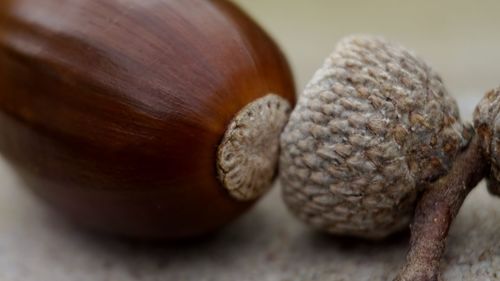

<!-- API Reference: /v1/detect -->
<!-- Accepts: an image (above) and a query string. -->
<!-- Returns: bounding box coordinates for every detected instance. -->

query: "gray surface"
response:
[0,151,499,281]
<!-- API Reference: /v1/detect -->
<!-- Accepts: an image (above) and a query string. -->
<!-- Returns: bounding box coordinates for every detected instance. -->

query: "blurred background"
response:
[1,1,500,280]
[235,0,500,119]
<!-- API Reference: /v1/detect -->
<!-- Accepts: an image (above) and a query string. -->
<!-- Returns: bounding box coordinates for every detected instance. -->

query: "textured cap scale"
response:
[280,36,471,239]
[473,88,500,196]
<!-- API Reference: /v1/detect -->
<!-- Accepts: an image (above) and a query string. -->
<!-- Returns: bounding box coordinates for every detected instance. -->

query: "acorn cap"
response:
[473,87,500,196]
[280,36,471,239]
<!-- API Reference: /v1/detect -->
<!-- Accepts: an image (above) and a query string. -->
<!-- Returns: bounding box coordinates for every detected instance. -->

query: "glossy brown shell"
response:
[0,0,295,238]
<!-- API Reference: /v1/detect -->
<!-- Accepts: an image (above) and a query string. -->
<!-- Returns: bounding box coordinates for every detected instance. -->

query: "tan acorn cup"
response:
[280,35,493,281]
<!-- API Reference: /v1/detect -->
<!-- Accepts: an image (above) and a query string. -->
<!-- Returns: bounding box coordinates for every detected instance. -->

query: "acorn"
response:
[0,0,295,238]
[280,36,488,281]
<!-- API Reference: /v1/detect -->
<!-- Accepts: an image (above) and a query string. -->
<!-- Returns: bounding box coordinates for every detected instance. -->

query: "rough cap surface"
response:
[218,94,291,201]
[280,36,471,239]
[473,88,500,196]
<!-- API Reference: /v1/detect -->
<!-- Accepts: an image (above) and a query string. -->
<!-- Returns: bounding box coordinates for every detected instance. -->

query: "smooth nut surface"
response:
[0,0,296,238]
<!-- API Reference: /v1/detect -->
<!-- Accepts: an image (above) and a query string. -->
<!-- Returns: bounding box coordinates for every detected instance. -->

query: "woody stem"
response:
[394,134,487,281]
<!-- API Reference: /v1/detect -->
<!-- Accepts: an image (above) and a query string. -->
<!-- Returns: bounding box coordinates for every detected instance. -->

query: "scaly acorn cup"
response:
[280,36,488,281]
[473,88,500,196]
[0,0,295,238]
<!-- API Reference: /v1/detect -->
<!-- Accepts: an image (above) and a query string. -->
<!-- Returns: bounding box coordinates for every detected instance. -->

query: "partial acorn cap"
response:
[280,35,471,239]
[473,87,500,196]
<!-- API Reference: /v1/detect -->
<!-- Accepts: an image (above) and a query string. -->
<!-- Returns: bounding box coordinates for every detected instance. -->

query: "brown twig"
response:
[394,134,488,281]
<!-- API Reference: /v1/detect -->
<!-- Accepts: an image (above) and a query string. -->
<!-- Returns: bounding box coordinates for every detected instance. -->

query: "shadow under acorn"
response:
[11,167,500,281]
[28,184,411,279]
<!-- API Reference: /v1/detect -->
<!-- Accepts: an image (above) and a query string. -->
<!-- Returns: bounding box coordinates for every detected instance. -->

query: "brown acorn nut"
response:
[0,0,295,238]
[280,36,488,281]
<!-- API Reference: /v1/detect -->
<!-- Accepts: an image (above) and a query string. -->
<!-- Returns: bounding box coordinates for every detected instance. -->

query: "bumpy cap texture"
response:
[280,36,471,239]
[473,88,500,196]
[218,94,291,201]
